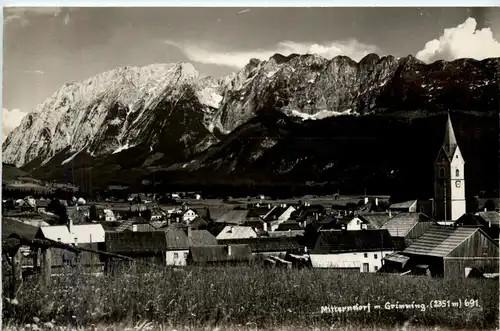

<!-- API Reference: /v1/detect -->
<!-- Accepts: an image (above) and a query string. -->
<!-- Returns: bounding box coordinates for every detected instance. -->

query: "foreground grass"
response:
[2,267,498,330]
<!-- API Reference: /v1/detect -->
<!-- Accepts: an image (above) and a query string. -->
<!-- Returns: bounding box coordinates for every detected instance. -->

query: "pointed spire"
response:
[442,112,458,157]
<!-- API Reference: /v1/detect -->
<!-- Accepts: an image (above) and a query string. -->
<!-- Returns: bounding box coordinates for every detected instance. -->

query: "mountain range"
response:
[3,53,499,198]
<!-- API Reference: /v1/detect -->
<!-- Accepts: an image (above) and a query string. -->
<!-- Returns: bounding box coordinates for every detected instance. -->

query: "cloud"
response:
[22,70,45,75]
[416,17,500,63]
[4,7,75,27]
[2,108,27,142]
[164,39,380,69]
[237,9,251,15]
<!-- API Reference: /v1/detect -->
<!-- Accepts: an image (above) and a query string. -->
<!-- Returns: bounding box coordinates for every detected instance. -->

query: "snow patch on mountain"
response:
[288,109,355,121]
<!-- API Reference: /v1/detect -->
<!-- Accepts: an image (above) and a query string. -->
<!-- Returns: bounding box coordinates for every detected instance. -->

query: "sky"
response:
[3,6,500,141]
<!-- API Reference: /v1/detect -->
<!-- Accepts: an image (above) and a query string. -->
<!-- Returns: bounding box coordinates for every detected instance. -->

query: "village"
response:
[2,115,499,280]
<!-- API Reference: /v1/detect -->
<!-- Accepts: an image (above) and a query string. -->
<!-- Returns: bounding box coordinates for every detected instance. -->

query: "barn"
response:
[402,225,499,278]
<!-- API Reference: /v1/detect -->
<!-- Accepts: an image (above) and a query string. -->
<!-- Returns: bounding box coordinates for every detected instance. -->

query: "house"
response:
[36,199,49,212]
[217,236,303,256]
[187,245,253,266]
[276,221,303,231]
[381,213,436,250]
[215,210,254,226]
[103,209,116,222]
[309,229,395,272]
[389,200,418,213]
[105,229,190,267]
[216,226,258,240]
[189,229,218,246]
[268,230,305,237]
[454,212,500,241]
[36,221,105,245]
[265,205,297,231]
[182,209,198,223]
[188,216,208,230]
[332,215,367,231]
[68,207,88,224]
[401,225,499,278]
[355,212,392,229]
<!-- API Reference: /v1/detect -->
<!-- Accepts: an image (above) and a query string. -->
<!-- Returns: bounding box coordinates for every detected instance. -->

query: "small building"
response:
[216,226,258,240]
[381,213,436,250]
[402,225,499,278]
[103,209,116,222]
[187,244,253,266]
[36,199,49,212]
[355,212,392,229]
[454,211,500,241]
[217,236,303,256]
[309,229,394,272]
[182,209,198,223]
[389,200,418,213]
[333,215,367,231]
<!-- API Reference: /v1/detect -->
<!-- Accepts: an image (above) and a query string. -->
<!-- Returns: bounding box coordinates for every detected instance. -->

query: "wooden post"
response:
[41,248,52,290]
[11,248,22,299]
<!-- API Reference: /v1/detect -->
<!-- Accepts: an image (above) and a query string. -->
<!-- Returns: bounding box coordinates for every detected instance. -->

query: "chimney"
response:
[74,237,78,246]
[364,197,369,204]
[132,224,138,232]
[315,213,318,221]
[484,208,487,212]
[389,210,392,218]
[268,204,271,209]
[375,198,379,206]
[227,245,232,256]
[263,222,268,232]
[67,217,73,234]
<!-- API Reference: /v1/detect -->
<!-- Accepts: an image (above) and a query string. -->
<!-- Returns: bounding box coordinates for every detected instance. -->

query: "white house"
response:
[269,205,297,231]
[103,209,116,222]
[309,229,394,272]
[216,226,258,240]
[36,221,105,245]
[182,209,198,223]
[337,216,369,231]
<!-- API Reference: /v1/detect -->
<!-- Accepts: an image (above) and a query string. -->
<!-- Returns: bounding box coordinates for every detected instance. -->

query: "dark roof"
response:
[124,223,158,232]
[454,214,485,227]
[336,216,354,225]
[189,245,253,263]
[106,231,167,253]
[165,229,190,249]
[36,199,49,207]
[381,213,433,237]
[268,230,305,237]
[311,229,394,253]
[2,217,39,241]
[262,206,287,221]
[389,200,417,210]
[276,221,302,231]
[189,230,217,246]
[357,213,392,229]
[403,225,486,257]
[476,211,500,226]
[189,216,208,229]
[217,237,303,253]
[383,252,410,267]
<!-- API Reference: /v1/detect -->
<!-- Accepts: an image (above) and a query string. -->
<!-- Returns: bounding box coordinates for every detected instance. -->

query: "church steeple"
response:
[442,112,458,158]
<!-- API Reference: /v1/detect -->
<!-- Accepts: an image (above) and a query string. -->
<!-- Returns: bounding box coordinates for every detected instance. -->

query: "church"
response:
[433,113,466,222]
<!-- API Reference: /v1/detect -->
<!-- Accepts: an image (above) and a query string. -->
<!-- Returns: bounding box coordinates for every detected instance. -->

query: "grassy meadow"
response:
[2,266,498,330]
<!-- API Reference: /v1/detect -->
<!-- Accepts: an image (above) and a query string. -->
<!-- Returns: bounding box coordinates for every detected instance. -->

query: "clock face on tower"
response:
[455,181,461,188]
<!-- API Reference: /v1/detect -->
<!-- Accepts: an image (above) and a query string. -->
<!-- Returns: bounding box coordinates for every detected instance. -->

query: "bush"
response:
[2,266,498,329]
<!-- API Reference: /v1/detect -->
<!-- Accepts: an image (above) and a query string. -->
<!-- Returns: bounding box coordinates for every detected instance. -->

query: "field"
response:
[2,266,498,330]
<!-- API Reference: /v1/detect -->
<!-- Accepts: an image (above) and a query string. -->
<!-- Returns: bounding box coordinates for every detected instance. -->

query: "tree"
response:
[89,205,98,221]
[47,199,68,224]
[143,209,152,222]
[484,199,496,211]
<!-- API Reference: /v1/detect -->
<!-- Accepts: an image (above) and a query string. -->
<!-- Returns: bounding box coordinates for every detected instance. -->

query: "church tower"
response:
[434,113,466,221]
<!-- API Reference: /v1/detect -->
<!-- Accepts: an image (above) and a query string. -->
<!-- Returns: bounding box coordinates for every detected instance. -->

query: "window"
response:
[184,252,188,259]
[173,253,178,259]
[356,220,360,225]
[420,206,425,213]
[439,167,445,178]
[364,253,368,258]
[456,169,460,177]
[374,254,378,259]
[385,253,389,257]
[374,265,379,271]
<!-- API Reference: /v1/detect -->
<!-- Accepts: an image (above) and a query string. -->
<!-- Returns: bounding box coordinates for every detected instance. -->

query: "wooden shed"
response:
[402,225,499,278]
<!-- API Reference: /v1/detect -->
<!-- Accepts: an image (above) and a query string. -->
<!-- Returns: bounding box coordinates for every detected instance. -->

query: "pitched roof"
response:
[189,230,217,246]
[189,245,253,263]
[268,230,305,237]
[383,252,410,267]
[358,213,392,229]
[216,226,258,240]
[382,213,433,237]
[403,225,479,257]
[165,229,190,249]
[106,231,167,253]
[442,113,458,159]
[217,237,303,253]
[38,224,105,244]
[2,217,39,241]
[311,229,394,253]
[476,211,500,226]
[215,210,251,225]
[389,200,417,210]
[276,221,302,231]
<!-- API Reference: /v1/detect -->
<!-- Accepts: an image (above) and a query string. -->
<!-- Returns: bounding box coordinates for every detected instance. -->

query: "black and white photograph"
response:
[1,5,499,331]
